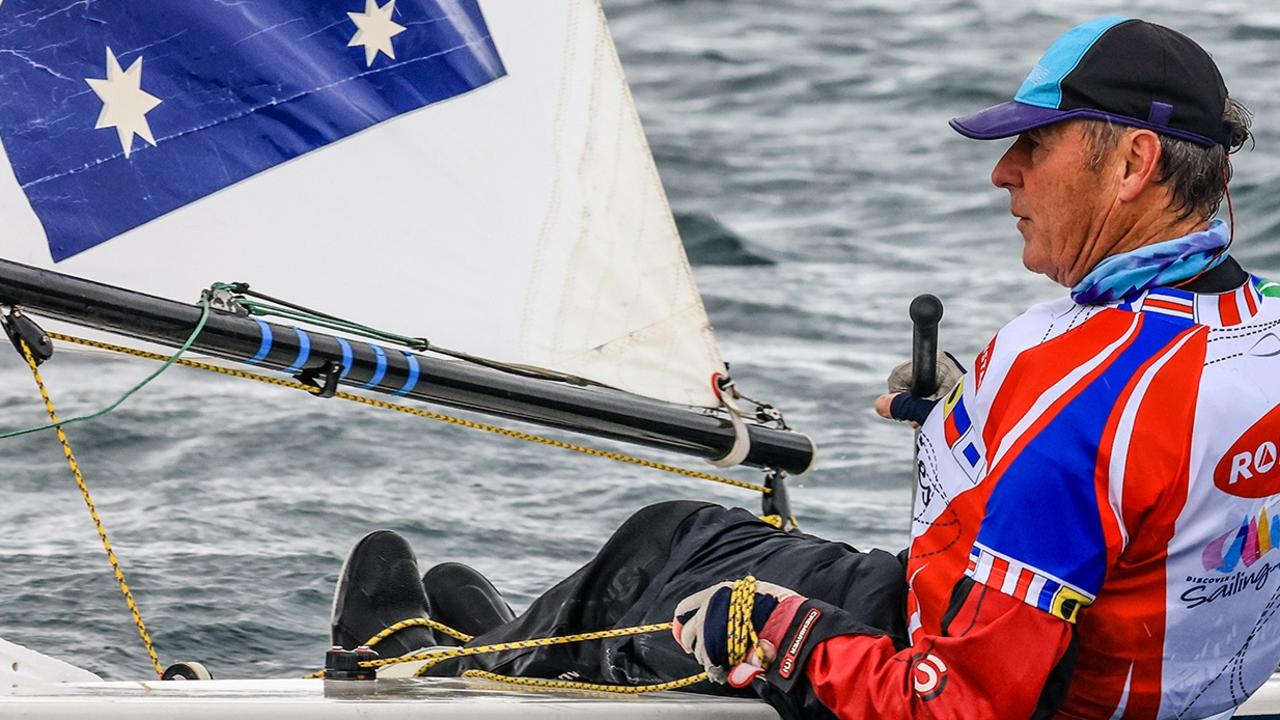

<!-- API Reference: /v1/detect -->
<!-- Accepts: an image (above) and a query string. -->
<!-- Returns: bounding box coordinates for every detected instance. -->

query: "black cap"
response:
[951,18,1231,147]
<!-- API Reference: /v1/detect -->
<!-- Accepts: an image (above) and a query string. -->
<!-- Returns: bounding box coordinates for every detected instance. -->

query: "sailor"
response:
[331,17,1280,719]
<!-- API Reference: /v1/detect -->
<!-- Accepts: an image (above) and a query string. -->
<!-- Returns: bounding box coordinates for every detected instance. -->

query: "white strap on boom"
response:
[708,373,751,468]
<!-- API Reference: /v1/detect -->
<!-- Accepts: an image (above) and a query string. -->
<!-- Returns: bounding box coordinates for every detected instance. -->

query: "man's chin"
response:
[1021,246,1055,282]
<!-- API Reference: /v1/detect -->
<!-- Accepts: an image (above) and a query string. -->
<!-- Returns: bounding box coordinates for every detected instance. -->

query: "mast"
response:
[0,258,815,475]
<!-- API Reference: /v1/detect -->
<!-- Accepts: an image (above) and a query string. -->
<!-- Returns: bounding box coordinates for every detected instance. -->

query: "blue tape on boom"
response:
[362,345,388,389]
[283,327,311,374]
[335,337,353,380]
[394,352,420,397]
[248,320,273,365]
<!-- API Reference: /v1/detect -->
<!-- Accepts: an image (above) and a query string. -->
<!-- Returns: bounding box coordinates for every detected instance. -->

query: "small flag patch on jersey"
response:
[1139,289,1196,322]
[1194,283,1262,327]
[943,391,972,447]
[948,429,985,483]
[967,544,1094,623]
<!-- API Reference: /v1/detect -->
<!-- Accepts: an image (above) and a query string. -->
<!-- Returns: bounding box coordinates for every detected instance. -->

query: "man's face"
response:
[990,122,1111,286]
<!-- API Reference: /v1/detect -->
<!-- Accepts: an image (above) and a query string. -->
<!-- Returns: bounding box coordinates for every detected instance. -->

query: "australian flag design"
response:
[0,1,505,261]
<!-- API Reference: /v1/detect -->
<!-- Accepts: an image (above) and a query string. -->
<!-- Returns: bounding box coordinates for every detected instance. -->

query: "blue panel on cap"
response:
[1015,17,1130,109]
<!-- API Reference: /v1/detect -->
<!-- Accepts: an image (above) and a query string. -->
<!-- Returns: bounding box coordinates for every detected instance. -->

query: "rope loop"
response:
[324,576,763,695]
[726,575,765,667]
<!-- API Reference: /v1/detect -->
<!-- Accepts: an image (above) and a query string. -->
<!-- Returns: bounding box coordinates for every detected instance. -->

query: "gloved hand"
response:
[875,351,966,426]
[672,579,804,687]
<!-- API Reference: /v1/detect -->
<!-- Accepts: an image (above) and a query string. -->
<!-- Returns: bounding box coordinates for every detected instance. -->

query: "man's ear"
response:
[1118,129,1164,202]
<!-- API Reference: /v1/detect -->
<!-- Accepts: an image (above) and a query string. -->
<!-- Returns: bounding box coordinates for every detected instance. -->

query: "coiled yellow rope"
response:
[16,338,164,679]
[45,332,772,496]
[727,575,765,666]
[314,575,764,695]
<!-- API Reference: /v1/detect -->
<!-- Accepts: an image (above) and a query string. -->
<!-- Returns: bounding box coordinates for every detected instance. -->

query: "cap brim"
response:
[949,101,1071,140]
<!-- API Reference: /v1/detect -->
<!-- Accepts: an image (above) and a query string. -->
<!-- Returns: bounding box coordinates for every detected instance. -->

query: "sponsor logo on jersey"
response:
[1184,505,1280,608]
[1181,562,1275,610]
[1214,405,1280,498]
[912,652,949,701]
[1201,507,1276,574]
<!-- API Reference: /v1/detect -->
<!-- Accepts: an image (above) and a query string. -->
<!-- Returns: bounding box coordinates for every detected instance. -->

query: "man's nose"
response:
[990,145,1022,189]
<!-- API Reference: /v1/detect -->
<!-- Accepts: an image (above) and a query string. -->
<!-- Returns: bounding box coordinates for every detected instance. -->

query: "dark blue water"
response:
[2,0,1279,679]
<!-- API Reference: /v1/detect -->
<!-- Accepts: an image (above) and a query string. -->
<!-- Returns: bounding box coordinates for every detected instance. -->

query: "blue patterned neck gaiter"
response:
[1070,219,1230,305]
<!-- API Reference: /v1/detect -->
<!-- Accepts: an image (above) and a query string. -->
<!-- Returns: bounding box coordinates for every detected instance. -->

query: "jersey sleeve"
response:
[761,579,1075,719]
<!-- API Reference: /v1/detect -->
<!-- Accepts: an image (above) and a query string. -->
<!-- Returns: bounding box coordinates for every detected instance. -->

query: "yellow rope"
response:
[457,576,764,693]
[727,575,765,666]
[17,339,164,679]
[315,576,764,695]
[367,617,473,646]
[461,669,709,693]
[45,332,771,495]
[395,623,676,674]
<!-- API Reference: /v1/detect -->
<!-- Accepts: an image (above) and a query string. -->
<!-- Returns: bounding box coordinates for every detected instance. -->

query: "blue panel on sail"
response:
[0,0,505,261]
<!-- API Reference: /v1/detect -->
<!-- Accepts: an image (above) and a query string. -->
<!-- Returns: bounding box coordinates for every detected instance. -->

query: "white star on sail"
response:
[85,47,162,159]
[348,0,407,67]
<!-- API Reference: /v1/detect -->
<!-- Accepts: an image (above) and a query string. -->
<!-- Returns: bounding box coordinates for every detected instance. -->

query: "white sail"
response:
[0,0,725,408]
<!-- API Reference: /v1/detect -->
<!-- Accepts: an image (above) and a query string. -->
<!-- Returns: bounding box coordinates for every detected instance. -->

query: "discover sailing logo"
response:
[1182,506,1279,609]
[1201,506,1277,574]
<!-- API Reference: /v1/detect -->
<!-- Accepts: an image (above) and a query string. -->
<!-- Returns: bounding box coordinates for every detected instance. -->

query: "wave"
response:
[676,211,775,266]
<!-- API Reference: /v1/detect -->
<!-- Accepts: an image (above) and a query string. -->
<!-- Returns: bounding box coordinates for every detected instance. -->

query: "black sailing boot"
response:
[421,562,516,646]
[331,530,438,658]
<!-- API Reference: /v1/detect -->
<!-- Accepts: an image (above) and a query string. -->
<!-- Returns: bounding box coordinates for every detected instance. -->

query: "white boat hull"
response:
[0,677,781,719]
[4,674,1280,718]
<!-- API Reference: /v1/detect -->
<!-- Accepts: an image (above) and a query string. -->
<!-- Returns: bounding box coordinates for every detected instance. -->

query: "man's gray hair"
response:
[1083,99,1253,221]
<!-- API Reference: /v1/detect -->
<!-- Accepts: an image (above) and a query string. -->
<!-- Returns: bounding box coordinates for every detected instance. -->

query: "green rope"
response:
[235,298,426,350]
[0,293,213,441]
[206,282,426,351]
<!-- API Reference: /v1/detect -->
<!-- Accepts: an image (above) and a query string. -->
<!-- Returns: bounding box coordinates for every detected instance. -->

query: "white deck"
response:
[4,673,1280,717]
[1240,674,1280,717]
[0,677,781,719]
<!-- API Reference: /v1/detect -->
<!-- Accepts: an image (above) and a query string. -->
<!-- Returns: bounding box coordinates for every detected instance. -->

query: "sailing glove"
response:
[879,351,966,425]
[672,580,805,687]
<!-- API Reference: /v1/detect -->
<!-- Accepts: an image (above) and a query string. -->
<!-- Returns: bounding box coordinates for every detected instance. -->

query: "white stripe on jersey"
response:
[1025,574,1047,604]
[1001,560,1024,595]
[1107,662,1134,720]
[1104,328,1202,552]
[973,550,994,583]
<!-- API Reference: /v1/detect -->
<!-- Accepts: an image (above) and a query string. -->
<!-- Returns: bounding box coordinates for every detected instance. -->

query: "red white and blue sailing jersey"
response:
[905,275,1280,718]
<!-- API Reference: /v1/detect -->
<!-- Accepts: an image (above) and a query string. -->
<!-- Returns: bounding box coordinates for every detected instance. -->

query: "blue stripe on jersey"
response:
[1146,287,1194,301]
[975,317,1184,595]
[952,397,973,436]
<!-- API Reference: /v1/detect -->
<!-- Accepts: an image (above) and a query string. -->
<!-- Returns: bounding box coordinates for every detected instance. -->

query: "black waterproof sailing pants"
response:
[426,500,909,719]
